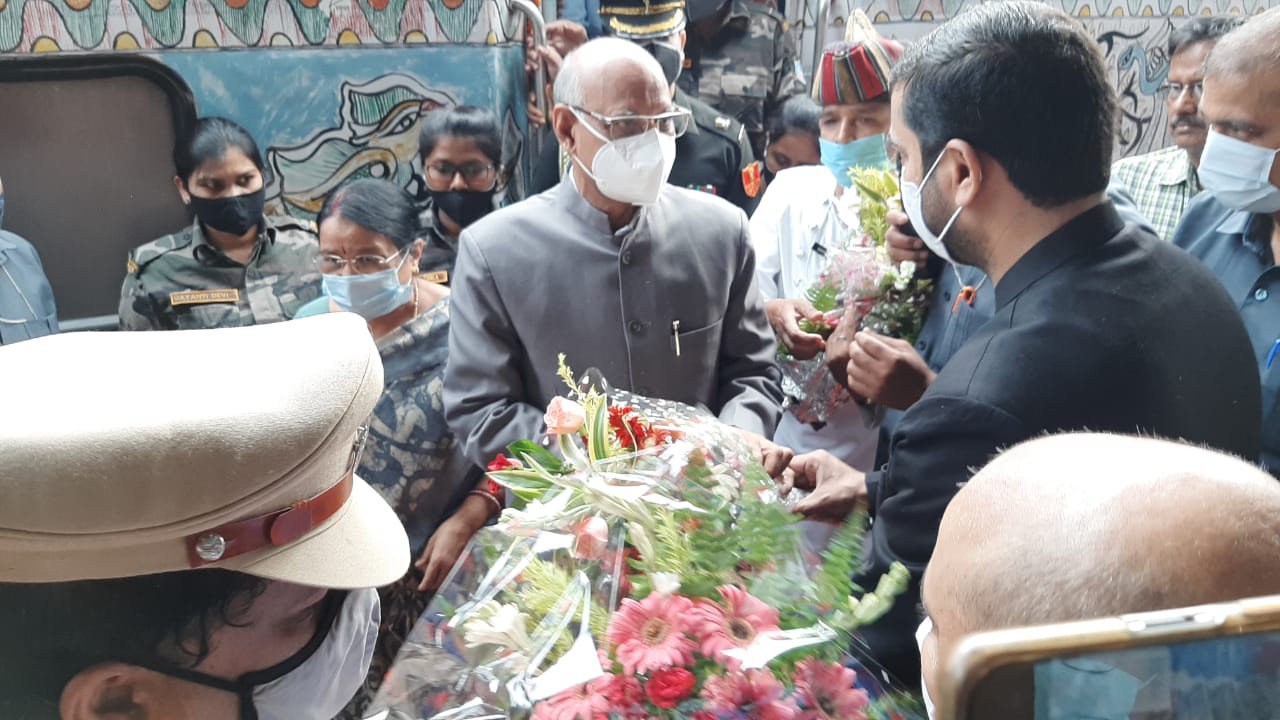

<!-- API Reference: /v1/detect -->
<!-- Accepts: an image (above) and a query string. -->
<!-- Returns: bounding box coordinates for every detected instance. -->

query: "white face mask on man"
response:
[901,150,963,265]
[139,587,380,720]
[570,109,677,206]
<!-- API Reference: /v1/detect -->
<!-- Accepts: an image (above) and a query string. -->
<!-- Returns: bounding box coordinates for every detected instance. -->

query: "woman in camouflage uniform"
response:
[118,117,321,330]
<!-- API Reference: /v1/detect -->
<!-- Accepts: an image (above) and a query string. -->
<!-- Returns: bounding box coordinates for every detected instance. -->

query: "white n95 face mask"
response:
[1198,129,1280,214]
[901,150,963,265]
[917,616,938,720]
[572,115,677,206]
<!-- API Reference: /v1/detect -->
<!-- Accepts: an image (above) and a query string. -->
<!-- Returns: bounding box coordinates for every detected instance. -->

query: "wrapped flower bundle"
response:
[780,167,933,425]
[364,359,918,720]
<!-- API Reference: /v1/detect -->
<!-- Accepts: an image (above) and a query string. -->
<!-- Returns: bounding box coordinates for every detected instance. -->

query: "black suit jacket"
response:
[857,202,1263,684]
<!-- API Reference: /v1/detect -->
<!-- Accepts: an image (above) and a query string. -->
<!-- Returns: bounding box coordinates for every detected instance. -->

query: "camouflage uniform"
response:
[677,0,806,158]
[415,198,458,287]
[118,216,322,331]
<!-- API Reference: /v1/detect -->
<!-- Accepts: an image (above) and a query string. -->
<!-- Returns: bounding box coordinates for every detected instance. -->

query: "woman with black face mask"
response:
[118,117,321,331]
[414,105,505,286]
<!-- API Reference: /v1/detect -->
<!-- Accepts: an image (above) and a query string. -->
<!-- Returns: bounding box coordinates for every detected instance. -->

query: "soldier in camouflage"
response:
[678,0,806,159]
[120,216,321,330]
[118,118,321,331]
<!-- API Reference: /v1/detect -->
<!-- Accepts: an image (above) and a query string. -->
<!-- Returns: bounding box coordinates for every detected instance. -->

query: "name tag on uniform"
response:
[169,289,240,306]
[420,270,449,285]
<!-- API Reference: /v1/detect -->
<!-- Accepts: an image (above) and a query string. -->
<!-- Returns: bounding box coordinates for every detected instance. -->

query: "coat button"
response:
[917,340,928,352]
[628,321,644,334]
[943,291,951,303]
[622,250,633,265]
[1255,288,1269,302]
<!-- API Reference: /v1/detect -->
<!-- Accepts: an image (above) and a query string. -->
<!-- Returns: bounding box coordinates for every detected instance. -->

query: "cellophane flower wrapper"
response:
[778,245,883,426]
[364,366,921,720]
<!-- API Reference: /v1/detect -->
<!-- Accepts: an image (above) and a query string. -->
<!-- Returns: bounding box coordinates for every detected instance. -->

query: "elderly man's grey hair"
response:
[553,37,669,108]
[1204,7,1280,80]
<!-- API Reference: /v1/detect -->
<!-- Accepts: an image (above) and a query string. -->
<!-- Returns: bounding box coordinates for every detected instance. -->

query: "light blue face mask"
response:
[819,133,891,187]
[321,250,413,321]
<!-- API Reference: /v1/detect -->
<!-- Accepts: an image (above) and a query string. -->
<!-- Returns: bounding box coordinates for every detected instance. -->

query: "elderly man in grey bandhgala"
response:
[445,37,784,471]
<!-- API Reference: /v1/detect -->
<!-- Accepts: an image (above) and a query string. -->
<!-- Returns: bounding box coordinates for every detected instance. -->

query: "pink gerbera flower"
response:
[530,681,609,720]
[701,670,798,720]
[606,593,697,675]
[691,585,781,661]
[792,659,870,720]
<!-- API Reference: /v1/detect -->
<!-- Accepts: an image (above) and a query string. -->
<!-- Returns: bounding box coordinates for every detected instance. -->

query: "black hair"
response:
[1168,16,1244,58]
[0,570,266,707]
[318,178,421,250]
[892,1,1115,208]
[173,117,266,183]
[766,95,821,144]
[417,105,503,166]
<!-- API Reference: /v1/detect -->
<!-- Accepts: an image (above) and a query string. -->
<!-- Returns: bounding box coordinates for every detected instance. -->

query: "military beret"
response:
[0,313,409,588]
[600,0,687,40]
[811,9,904,106]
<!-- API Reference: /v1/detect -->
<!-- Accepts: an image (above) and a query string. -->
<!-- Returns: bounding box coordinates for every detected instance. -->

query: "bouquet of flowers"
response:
[363,359,920,720]
[779,168,934,425]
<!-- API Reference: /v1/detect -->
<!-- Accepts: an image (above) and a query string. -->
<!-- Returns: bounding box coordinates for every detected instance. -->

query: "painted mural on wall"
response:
[157,45,528,218]
[0,0,530,52]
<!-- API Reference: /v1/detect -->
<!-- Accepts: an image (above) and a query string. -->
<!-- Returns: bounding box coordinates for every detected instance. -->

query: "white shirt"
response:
[749,165,879,470]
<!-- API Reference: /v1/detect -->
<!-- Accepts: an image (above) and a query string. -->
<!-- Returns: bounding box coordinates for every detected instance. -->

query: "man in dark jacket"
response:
[782,0,1262,686]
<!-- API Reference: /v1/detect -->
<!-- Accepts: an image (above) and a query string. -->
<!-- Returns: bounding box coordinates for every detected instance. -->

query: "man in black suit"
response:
[781,0,1263,687]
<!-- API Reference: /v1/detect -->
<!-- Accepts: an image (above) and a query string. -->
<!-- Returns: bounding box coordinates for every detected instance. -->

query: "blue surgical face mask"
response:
[819,133,890,187]
[1198,129,1280,214]
[322,250,413,321]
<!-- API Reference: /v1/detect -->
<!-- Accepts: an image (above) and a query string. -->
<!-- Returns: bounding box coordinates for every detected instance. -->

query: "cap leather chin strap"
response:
[185,427,368,568]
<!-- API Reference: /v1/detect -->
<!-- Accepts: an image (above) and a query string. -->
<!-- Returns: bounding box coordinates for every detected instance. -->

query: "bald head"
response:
[929,433,1280,638]
[1204,8,1280,83]
[553,37,669,111]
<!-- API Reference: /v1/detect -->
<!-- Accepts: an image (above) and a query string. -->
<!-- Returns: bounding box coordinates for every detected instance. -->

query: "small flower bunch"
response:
[848,167,933,347]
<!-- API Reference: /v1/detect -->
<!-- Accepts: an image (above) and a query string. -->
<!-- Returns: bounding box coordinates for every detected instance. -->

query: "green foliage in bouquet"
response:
[849,165,935,346]
[850,166,901,248]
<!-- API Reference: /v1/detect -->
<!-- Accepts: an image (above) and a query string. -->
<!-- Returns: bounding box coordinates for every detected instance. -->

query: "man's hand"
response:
[845,329,936,410]
[415,494,490,591]
[741,429,795,478]
[545,19,588,57]
[886,209,931,267]
[780,450,867,520]
[765,298,827,360]
[525,45,564,129]
[825,303,861,390]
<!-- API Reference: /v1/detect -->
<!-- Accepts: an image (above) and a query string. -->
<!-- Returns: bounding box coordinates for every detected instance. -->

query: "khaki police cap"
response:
[0,313,409,588]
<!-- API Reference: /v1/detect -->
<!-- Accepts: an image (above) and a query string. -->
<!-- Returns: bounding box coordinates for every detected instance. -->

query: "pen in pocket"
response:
[672,320,681,357]
[1267,338,1279,370]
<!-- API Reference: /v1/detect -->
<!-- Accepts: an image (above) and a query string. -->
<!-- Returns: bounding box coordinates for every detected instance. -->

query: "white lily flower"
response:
[651,572,682,596]
[462,602,534,653]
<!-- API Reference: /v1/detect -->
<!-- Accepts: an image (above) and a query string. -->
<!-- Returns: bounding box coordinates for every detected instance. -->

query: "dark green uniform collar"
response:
[674,88,701,137]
